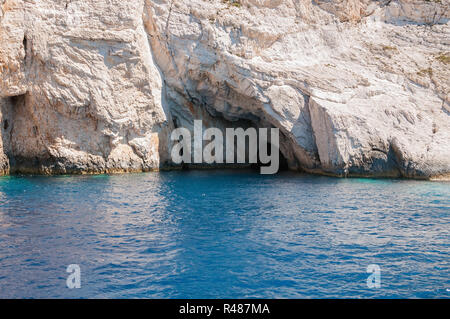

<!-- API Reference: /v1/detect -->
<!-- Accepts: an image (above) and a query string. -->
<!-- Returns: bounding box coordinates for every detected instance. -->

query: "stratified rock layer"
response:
[1,0,449,179]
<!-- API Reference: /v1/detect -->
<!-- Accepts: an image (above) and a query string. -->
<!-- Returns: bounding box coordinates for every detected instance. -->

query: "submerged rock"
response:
[0,0,449,179]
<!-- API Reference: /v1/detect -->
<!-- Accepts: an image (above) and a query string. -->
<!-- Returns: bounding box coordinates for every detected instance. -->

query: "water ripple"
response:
[0,171,448,298]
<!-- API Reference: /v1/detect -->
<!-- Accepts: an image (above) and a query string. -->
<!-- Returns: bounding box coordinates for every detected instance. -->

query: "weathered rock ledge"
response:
[1,0,449,179]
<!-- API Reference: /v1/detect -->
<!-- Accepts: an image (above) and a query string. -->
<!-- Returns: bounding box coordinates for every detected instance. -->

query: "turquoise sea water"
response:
[0,170,448,298]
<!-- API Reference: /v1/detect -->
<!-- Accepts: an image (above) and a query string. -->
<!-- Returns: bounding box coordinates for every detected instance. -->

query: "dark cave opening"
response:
[171,127,289,173]
[9,93,26,108]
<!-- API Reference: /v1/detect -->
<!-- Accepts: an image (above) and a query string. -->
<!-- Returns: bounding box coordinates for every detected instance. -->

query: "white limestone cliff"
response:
[1,0,449,179]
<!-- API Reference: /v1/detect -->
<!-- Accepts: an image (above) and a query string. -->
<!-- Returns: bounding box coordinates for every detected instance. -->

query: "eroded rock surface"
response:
[1,0,166,174]
[1,0,449,178]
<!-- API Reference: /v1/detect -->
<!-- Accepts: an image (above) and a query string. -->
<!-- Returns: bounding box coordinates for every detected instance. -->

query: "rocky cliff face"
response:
[0,0,449,179]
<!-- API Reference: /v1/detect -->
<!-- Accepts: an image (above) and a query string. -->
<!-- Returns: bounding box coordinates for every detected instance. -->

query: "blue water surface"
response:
[0,170,448,298]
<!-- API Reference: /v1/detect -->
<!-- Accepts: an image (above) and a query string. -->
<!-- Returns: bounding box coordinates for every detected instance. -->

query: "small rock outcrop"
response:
[1,0,449,179]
